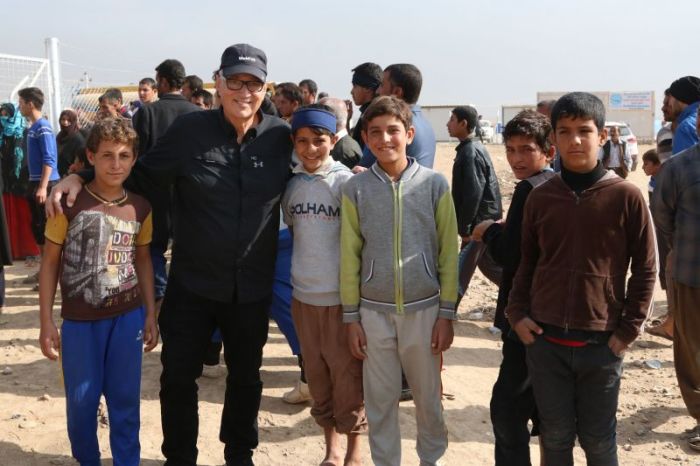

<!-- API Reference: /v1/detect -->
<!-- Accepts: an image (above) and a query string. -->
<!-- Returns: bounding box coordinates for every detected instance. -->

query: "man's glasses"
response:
[218,73,264,93]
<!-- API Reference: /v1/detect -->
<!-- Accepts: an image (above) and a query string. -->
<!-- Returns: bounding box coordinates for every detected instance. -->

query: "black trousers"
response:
[490,334,539,466]
[26,180,56,246]
[526,336,622,466]
[159,275,270,466]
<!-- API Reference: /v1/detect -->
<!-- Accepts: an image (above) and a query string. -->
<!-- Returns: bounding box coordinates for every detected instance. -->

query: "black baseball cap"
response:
[219,44,267,82]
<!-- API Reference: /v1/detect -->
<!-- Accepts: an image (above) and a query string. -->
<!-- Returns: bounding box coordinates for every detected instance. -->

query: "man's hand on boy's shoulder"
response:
[347,322,367,360]
[431,317,454,354]
[512,317,543,345]
[608,334,629,357]
[46,174,85,218]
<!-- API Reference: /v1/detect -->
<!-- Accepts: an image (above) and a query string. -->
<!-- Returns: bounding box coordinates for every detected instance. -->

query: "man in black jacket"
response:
[132,59,201,306]
[447,105,503,303]
[49,44,292,466]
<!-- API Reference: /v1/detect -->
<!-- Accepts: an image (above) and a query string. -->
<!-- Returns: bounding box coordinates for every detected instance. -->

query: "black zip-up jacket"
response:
[482,170,555,333]
[84,109,293,303]
[451,138,502,236]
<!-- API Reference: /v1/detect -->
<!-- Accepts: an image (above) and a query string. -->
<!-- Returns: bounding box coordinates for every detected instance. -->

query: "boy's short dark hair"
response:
[192,89,213,107]
[277,83,303,105]
[503,110,553,153]
[291,103,335,137]
[86,117,139,157]
[18,87,45,110]
[550,92,605,131]
[642,149,660,164]
[184,75,203,92]
[452,106,479,133]
[155,59,186,89]
[139,77,156,89]
[384,64,422,105]
[103,88,123,104]
[299,79,318,95]
[361,95,413,132]
[351,62,383,90]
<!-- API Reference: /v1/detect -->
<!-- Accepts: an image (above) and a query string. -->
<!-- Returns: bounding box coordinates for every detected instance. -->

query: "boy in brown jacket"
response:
[506,92,657,466]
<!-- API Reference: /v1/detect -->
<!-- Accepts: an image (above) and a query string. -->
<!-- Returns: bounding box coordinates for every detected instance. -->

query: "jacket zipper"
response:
[392,181,404,313]
[564,191,582,332]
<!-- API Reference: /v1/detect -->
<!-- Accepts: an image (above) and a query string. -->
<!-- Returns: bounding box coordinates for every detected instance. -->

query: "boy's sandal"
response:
[646,324,673,341]
[687,428,700,452]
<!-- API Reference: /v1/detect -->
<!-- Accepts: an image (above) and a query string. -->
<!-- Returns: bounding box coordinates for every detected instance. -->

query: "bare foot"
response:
[343,458,362,466]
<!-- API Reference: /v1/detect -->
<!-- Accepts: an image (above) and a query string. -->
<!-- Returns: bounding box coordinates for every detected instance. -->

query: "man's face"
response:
[505,135,552,180]
[215,72,265,122]
[379,71,396,97]
[299,84,315,105]
[446,113,467,139]
[18,98,32,117]
[138,84,157,103]
[362,114,414,167]
[662,94,686,123]
[610,126,620,143]
[98,99,120,119]
[192,96,211,110]
[181,82,193,100]
[554,116,606,174]
[276,95,299,119]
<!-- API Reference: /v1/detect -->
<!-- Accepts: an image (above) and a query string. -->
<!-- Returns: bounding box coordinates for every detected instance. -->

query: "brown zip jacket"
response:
[506,171,657,345]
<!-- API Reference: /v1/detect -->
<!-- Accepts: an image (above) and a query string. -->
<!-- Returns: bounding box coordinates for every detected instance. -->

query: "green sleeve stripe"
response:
[340,193,363,308]
[435,190,459,307]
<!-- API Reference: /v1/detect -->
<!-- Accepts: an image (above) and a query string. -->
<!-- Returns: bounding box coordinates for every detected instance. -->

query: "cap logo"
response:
[238,56,256,62]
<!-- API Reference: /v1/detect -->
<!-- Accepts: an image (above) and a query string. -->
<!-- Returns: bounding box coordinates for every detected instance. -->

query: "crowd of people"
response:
[1,41,699,466]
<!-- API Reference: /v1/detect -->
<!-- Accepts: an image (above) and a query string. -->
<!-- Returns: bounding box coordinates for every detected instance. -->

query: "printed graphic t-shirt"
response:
[45,188,152,320]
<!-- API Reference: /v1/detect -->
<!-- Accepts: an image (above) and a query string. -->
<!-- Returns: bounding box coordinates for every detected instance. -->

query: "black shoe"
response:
[399,388,413,402]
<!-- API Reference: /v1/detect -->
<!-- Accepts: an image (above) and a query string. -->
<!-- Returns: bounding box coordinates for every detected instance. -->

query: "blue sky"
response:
[3,0,698,120]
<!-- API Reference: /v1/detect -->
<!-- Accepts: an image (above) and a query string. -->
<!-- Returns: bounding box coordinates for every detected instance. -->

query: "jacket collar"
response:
[679,101,700,122]
[369,157,419,183]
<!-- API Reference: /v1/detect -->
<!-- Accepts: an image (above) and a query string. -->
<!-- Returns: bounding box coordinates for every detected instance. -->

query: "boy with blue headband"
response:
[282,104,366,465]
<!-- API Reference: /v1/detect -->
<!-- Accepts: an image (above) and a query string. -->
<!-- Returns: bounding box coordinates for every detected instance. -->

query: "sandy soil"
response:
[0,143,694,465]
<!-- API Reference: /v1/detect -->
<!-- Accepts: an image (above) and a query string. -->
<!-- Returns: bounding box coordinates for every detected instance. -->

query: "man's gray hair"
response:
[319,97,347,131]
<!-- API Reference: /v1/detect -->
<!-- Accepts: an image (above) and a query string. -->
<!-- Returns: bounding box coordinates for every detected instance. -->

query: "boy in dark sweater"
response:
[505,93,657,465]
[471,110,555,466]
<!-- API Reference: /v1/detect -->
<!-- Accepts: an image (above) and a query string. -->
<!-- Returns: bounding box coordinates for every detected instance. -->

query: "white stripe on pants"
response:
[360,305,448,466]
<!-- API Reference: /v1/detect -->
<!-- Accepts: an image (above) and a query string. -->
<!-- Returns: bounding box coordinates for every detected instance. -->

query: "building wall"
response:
[537,91,655,142]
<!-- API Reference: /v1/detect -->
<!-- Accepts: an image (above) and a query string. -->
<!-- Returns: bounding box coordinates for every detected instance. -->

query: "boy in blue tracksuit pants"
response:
[39,118,158,466]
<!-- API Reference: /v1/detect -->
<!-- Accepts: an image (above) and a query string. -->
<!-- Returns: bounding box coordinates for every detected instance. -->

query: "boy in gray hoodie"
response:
[340,96,458,466]
[282,105,366,465]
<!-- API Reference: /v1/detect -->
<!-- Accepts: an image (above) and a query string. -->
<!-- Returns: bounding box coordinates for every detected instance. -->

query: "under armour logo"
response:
[136,330,143,341]
[253,161,264,168]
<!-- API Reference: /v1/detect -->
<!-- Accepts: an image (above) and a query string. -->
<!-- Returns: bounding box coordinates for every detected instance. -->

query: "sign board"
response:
[609,92,653,110]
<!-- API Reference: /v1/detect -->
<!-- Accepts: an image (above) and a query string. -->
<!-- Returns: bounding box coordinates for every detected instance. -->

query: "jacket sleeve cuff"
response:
[506,308,527,327]
[342,305,360,323]
[439,299,457,320]
[615,324,640,346]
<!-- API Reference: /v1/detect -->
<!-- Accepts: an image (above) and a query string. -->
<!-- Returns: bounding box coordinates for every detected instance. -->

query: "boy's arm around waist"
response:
[505,194,540,327]
[340,186,363,323]
[616,190,657,345]
[435,186,459,319]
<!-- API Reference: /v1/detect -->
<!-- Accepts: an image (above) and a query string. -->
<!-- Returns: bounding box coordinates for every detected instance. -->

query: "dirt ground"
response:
[0,143,695,465]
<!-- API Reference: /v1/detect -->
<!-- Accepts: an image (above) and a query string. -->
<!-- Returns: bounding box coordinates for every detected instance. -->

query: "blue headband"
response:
[291,108,337,134]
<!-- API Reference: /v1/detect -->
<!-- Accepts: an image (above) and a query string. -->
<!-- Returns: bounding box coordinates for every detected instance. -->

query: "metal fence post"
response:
[45,37,62,131]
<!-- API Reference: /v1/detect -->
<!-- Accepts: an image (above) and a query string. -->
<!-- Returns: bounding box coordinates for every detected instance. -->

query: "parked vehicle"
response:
[478,119,495,143]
